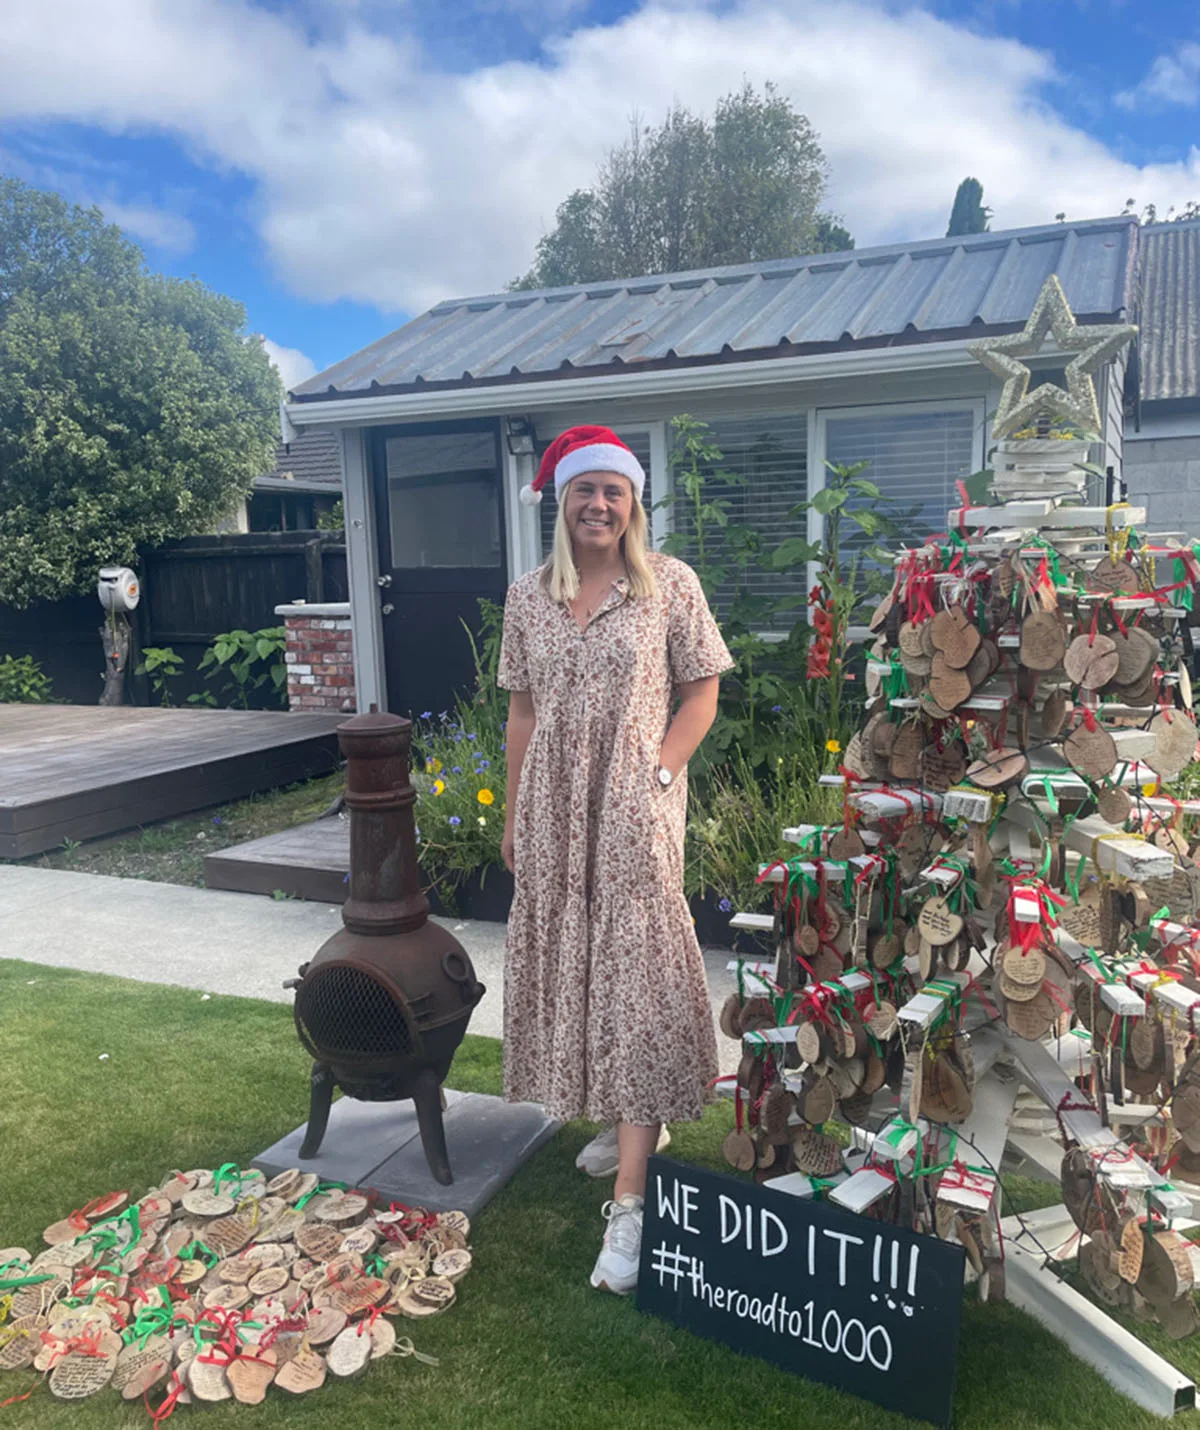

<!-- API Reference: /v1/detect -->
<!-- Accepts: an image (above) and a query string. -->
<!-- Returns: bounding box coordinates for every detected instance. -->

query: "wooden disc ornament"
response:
[326,1326,372,1380]
[1064,633,1119,690]
[1064,718,1118,779]
[1146,710,1197,780]
[275,1345,327,1395]
[1097,785,1132,825]
[1040,689,1069,738]
[917,895,964,946]
[1088,555,1140,594]
[966,747,1028,790]
[722,1130,756,1172]
[226,1346,278,1405]
[1020,611,1067,671]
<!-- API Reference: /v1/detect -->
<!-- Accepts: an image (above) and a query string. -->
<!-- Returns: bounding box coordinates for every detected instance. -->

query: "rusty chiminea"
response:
[289,712,485,1184]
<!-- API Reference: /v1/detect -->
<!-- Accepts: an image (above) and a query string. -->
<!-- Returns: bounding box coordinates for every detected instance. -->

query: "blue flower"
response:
[212,816,223,826]
[500,743,506,752]
[452,766,463,774]
[449,816,461,827]
[467,732,477,741]
[477,759,491,770]
[718,897,733,913]
[771,704,782,713]
[420,710,432,720]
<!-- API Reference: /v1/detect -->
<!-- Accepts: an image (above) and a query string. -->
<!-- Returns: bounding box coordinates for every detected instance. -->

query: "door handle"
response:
[381,602,395,616]
[377,574,392,588]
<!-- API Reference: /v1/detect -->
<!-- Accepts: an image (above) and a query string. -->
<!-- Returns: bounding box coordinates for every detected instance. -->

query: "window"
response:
[822,406,978,556]
[540,430,654,561]
[671,413,809,630]
[386,432,502,569]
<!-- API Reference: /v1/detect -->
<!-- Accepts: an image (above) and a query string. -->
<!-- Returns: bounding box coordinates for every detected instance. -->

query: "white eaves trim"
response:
[282,337,993,434]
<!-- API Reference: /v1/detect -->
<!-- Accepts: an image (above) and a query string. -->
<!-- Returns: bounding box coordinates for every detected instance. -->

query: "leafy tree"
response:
[511,83,852,288]
[946,177,991,237]
[0,176,280,608]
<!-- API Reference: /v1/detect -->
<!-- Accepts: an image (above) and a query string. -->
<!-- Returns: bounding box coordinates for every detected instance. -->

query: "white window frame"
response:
[808,397,987,603]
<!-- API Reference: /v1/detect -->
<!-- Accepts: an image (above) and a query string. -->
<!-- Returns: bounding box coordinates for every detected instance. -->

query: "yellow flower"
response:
[477,788,495,806]
[432,779,445,796]
[429,757,443,774]
[826,739,842,754]
[1143,782,1159,799]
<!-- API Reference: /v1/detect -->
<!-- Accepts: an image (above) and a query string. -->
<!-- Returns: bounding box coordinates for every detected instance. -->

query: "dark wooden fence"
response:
[0,532,347,707]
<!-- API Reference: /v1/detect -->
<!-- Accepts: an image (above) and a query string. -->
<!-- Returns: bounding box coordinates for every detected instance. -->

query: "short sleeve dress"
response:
[497,552,733,1126]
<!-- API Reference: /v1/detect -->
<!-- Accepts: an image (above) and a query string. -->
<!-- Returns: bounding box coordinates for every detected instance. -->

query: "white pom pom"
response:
[519,484,543,506]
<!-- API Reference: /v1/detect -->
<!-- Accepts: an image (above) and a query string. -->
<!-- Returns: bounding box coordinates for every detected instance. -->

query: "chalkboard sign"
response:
[637,1157,965,1428]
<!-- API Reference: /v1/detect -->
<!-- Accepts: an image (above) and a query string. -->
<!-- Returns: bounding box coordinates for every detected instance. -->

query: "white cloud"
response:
[1,0,1199,316]
[262,337,319,390]
[92,196,195,253]
[1116,42,1200,111]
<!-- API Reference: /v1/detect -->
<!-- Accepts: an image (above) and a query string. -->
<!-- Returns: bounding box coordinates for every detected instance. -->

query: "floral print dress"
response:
[497,552,733,1125]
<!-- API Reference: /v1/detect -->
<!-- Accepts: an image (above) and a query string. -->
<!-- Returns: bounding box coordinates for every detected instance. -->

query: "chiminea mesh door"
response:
[295,965,417,1060]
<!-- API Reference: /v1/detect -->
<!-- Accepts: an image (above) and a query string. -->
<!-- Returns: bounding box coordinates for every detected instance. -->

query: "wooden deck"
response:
[0,705,344,858]
[204,817,349,902]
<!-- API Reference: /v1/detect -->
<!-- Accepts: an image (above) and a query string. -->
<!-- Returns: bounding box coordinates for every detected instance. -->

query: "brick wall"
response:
[275,602,356,713]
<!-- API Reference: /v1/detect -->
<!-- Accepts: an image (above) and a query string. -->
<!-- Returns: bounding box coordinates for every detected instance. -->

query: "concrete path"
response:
[0,866,740,1068]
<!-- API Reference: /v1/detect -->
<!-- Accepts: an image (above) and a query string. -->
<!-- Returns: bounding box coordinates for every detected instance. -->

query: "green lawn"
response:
[0,958,1196,1429]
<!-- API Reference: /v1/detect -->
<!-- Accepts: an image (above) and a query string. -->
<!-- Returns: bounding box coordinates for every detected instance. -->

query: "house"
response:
[281,216,1139,717]
[1123,218,1200,536]
[248,429,343,532]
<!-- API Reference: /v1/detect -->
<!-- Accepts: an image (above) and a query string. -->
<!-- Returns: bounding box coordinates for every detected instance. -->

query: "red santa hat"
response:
[519,425,646,506]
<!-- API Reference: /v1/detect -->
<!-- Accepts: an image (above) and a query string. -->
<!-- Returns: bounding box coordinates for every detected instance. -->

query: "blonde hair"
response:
[544,489,658,603]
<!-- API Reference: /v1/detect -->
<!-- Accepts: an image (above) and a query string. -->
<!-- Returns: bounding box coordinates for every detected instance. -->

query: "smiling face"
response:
[563,471,634,557]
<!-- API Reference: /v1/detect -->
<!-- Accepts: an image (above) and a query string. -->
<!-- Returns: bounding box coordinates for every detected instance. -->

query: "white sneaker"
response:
[589,1195,644,1295]
[575,1125,671,1178]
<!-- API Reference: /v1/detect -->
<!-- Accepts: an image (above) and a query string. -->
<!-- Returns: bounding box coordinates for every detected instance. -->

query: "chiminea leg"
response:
[412,1066,454,1185]
[299,1062,335,1159]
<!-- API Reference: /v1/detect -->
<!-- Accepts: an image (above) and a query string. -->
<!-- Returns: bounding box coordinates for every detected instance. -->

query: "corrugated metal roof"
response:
[1138,219,1200,403]
[291,217,1138,403]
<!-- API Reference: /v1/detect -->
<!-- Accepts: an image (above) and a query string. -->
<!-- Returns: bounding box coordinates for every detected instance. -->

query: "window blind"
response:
[824,408,977,559]
[539,430,654,561]
[671,413,809,629]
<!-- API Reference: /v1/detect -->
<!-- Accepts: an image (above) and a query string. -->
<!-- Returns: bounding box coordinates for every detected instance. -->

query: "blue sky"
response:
[2,0,1198,386]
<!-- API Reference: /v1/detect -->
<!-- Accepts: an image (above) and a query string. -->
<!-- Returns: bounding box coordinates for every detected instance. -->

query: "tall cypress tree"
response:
[946,178,991,237]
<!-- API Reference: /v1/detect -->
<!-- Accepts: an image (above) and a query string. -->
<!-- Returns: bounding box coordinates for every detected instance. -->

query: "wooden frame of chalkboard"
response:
[637,1156,966,1428]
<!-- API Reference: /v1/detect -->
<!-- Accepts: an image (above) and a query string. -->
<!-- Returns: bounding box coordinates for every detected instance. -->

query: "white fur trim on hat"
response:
[554,442,645,500]
[519,483,543,506]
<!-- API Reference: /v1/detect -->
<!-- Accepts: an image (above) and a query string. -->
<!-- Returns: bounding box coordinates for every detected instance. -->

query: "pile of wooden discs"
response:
[0,1164,470,1409]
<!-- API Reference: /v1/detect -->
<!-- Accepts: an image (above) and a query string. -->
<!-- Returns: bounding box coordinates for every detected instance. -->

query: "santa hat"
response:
[519,425,646,506]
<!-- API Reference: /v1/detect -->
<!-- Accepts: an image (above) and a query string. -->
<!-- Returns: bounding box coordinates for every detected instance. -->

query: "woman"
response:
[498,424,732,1295]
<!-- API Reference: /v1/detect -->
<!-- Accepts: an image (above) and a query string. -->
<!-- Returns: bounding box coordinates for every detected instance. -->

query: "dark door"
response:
[370,421,508,717]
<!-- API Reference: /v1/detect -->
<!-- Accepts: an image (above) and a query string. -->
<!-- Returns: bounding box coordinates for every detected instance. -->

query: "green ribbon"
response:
[124,1306,178,1350]
[212,1163,245,1198]
[1083,947,1116,983]
[179,1240,218,1268]
[294,1180,346,1211]
[0,1273,53,1292]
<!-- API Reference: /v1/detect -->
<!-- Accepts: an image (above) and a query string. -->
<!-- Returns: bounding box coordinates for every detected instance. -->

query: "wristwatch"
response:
[657,766,674,789]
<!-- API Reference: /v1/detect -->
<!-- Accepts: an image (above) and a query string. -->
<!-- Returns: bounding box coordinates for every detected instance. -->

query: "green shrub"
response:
[0,653,53,703]
[136,646,184,706]
[194,627,287,709]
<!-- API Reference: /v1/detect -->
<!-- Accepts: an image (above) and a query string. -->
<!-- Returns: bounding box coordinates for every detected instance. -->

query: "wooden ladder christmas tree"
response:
[720,275,1200,1406]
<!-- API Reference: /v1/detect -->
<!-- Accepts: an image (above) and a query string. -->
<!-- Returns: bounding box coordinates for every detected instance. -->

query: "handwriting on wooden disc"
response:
[1064,633,1119,691]
[1147,710,1197,779]
[917,895,964,946]
[1020,611,1067,672]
